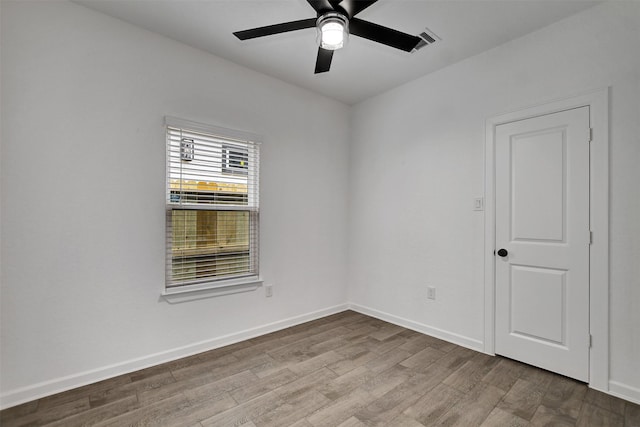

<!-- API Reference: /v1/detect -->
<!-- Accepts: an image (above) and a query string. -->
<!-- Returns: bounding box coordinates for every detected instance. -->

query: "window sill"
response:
[161,276,263,303]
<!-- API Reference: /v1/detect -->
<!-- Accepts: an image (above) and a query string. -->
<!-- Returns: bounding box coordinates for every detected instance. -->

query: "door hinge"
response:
[589,334,593,348]
[589,128,593,143]
[589,230,593,245]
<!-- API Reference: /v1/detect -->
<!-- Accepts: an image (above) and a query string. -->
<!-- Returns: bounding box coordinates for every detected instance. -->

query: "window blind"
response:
[165,117,260,289]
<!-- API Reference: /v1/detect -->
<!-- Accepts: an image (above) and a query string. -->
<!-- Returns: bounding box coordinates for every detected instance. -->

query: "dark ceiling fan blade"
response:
[233,18,317,40]
[349,17,421,52]
[307,0,335,13]
[337,0,378,18]
[315,47,334,73]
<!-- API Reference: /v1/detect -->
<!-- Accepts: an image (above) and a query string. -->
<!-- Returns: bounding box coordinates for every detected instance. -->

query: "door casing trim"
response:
[483,88,609,391]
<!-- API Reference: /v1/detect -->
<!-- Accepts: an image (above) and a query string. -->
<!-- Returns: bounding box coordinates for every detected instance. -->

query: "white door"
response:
[495,106,590,382]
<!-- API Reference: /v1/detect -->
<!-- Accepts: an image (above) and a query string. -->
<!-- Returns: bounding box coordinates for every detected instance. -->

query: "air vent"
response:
[413,27,440,52]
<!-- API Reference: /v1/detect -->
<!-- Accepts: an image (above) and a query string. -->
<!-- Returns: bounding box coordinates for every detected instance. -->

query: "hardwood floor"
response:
[2,310,638,426]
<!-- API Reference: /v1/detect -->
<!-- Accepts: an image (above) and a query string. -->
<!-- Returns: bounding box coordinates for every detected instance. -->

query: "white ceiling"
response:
[74,0,600,105]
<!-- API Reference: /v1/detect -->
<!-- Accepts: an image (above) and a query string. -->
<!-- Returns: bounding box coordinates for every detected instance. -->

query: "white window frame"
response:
[163,116,262,297]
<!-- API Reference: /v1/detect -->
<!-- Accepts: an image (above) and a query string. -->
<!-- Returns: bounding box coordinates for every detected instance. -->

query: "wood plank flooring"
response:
[2,310,638,426]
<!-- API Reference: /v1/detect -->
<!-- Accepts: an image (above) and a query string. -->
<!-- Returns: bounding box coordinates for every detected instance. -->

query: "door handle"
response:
[497,248,508,257]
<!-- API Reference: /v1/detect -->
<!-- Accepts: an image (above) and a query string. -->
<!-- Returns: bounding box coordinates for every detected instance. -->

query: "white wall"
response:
[2,0,639,409]
[0,0,350,405]
[348,0,640,399]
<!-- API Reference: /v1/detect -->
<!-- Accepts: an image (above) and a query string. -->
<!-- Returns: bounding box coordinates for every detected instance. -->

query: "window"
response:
[165,117,260,292]
[222,145,248,176]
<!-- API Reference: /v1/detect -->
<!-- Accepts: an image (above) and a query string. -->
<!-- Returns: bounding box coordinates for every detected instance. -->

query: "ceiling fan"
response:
[233,0,422,74]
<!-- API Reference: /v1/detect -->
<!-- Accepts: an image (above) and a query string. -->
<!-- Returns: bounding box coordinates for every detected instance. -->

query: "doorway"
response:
[494,107,590,381]
[484,89,609,390]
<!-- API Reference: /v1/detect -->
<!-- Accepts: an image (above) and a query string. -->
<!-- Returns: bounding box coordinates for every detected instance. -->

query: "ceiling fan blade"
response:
[349,18,421,52]
[337,0,378,18]
[307,0,335,13]
[233,18,317,40]
[315,47,334,73]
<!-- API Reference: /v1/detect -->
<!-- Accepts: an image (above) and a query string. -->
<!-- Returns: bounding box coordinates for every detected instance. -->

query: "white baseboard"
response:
[348,303,484,352]
[0,303,349,410]
[609,381,640,405]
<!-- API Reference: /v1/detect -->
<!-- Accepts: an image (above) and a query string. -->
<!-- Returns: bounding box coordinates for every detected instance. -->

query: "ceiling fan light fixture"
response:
[234,0,423,74]
[317,12,349,50]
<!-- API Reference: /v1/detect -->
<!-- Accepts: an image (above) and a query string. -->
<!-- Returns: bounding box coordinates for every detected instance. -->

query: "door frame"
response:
[483,88,609,391]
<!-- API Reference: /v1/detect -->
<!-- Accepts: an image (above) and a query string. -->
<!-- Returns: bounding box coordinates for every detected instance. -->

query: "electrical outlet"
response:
[427,287,436,300]
[265,284,273,298]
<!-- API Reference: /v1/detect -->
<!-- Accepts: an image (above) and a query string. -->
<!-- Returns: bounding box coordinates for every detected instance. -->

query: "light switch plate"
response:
[473,197,484,211]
